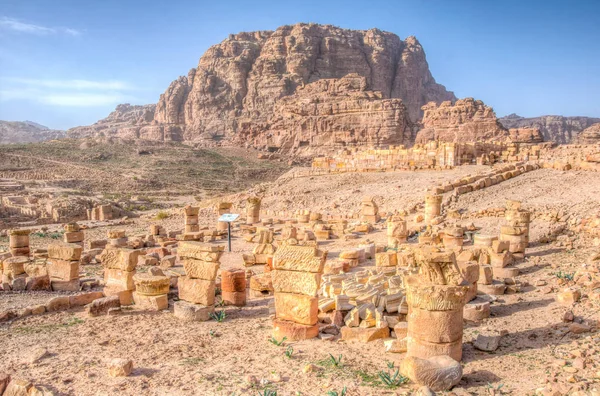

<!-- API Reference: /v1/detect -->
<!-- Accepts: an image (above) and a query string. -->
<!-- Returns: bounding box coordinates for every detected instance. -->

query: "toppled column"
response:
[361,197,380,223]
[9,229,30,257]
[216,202,233,231]
[221,269,246,306]
[246,197,261,225]
[100,247,142,305]
[47,243,83,292]
[424,195,443,224]
[133,273,170,310]
[406,250,468,361]
[387,215,408,247]
[63,222,84,247]
[175,241,224,321]
[183,205,200,234]
[271,244,327,340]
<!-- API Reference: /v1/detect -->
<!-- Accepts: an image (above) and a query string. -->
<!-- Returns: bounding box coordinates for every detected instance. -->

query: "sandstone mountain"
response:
[68,23,455,153]
[498,114,600,144]
[0,120,65,145]
[415,98,542,144]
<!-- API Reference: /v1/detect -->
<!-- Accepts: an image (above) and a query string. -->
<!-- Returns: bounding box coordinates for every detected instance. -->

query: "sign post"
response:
[218,213,240,252]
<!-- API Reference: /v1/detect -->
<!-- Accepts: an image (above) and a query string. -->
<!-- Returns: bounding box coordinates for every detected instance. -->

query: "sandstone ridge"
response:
[68,23,456,153]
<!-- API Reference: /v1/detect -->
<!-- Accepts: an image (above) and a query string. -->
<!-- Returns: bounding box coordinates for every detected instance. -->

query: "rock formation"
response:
[499,114,600,144]
[415,98,542,144]
[576,123,600,144]
[67,104,158,140]
[0,121,65,144]
[68,23,455,153]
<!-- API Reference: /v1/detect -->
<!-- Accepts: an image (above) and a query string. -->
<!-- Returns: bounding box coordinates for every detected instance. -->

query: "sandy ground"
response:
[1,166,600,395]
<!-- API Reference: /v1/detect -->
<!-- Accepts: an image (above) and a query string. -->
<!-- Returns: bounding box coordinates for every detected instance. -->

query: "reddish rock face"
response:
[415,98,510,143]
[68,23,455,152]
[499,114,600,144]
[577,123,600,144]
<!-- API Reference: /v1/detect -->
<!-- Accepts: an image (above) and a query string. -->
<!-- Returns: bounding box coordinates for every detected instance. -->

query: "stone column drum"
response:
[246,197,261,225]
[406,251,468,362]
[9,229,30,257]
[221,269,247,306]
[424,195,443,224]
[183,205,200,234]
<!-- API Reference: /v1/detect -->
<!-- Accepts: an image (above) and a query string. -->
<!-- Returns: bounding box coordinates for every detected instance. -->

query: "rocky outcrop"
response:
[415,98,510,143]
[67,104,161,140]
[241,74,414,154]
[577,123,600,144]
[0,121,65,145]
[499,114,600,144]
[415,99,543,144]
[69,23,455,152]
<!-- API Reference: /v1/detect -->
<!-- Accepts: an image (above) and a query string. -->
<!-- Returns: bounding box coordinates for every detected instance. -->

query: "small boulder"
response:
[400,355,462,392]
[473,333,502,352]
[108,358,133,377]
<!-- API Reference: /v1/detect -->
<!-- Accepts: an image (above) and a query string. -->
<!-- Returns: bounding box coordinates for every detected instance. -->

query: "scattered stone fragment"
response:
[108,358,133,377]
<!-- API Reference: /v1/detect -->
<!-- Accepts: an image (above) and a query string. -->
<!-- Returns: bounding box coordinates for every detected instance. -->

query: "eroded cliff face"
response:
[415,98,511,143]
[239,74,415,154]
[415,99,545,144]
[577,123,600,144]
[69,23,455,152]
[499,114,600,144]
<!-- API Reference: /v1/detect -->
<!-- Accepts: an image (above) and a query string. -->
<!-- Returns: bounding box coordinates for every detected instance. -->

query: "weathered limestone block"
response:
[47,259,79,281]
[387,217,408,246]
[178,276,215,306]
[182,259,220,280]
[105,268,136,290]
[178,242,224,262]
[341,324,390,342]
[132,274,170,296]
[47,243,82,261]
[274,292,318,325]
[463,300,491,322]
[271,270,321,296]
[133,293,168,310]
[376,251,398,267]
[51,279,80,292]
[183,205,199,216]
[173,300,214,321]
[100,248,141,271]
[272,244,327,273]
[63,231,84,244]
[272,318,319,341]
[103,286,134,305]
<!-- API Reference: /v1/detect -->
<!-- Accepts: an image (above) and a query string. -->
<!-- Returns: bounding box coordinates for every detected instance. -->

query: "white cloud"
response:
[0,78,136,107]
[0,17,81,36]
[7,78,133,91]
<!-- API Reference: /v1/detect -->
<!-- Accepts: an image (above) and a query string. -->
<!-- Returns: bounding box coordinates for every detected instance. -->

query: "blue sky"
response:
[1,0,599,130]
